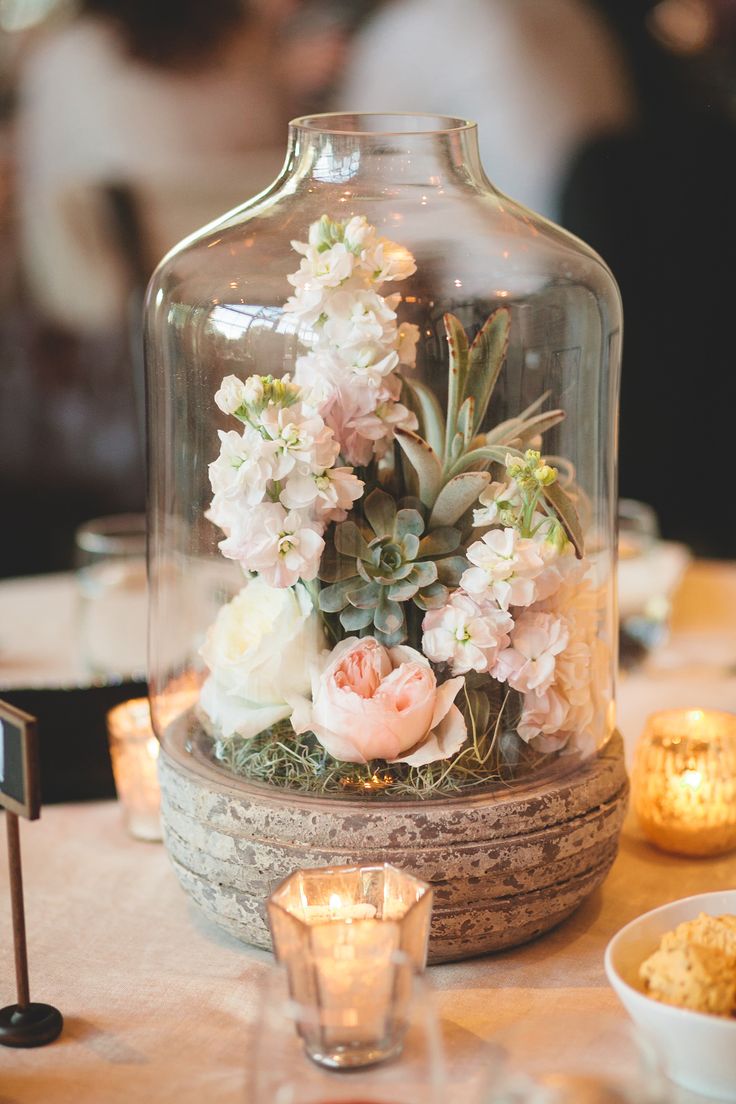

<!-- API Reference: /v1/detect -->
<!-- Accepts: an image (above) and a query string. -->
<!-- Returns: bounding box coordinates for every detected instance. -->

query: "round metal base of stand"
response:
[0,1003,63,1047]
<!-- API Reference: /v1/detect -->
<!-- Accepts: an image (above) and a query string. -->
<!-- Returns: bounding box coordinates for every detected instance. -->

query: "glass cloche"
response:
[145,113,621,801]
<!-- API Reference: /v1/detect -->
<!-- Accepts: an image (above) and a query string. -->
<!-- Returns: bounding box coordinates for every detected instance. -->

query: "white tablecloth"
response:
[1,562,735,1103]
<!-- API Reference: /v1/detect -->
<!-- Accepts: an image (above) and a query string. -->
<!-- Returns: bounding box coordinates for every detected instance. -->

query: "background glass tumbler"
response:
[75,513,147,679]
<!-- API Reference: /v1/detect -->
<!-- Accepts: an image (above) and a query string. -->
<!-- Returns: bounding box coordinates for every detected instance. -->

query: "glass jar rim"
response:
[290,112,477,137]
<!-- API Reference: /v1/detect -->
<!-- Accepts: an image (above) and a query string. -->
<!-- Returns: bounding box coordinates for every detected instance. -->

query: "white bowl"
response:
[605,891,736,1101]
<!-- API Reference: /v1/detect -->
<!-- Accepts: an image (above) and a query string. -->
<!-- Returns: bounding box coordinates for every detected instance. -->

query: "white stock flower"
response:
[343,215,376,254]
[422,592,513,675]
[283,285,328,326]
[362,238,417,283]
[472,479,521,527]
[288,241,356,290]
[219,502,324,588]
[280,466,364,521]
[322,289,398,349]
[199,579,325,740]
[259,404,339,478]
[214,375,246,415]
[462,528,545,609]
[517,687,570,751]
[207,429,277,509]
[397,322,420,366]
[493,611,569,695]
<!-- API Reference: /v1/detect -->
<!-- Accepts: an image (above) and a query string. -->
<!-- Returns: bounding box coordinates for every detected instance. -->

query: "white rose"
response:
[214,375,246,415]
[199,578,325,739]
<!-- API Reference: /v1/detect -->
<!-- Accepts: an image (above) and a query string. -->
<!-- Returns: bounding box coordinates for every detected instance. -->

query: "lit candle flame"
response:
[146,737,160,761]
[328,893,342,913]
[680,768,702,791]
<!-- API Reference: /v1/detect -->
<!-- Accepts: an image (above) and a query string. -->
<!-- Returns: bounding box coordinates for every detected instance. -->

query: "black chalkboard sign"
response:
[0,701,39,820]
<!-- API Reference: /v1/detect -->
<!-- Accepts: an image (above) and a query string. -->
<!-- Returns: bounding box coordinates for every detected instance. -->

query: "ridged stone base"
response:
[159,718,628,963]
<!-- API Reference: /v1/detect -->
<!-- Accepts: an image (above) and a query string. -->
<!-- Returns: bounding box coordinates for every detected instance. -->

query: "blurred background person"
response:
[337,0,635,221]
[0,0,349,576]
[562,0,736,556]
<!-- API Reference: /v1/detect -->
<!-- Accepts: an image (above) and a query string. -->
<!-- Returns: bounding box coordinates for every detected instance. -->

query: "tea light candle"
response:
[267,863,432,1069]
[106,698,163,842]
[632,709,736,856]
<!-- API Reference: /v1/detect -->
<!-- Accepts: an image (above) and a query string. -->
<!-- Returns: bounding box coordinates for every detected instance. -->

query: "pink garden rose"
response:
[291,636,467,766]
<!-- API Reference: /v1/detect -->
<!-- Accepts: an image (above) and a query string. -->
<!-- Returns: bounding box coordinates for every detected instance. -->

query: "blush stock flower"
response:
[291,636,467,767]
[422,592,513,675]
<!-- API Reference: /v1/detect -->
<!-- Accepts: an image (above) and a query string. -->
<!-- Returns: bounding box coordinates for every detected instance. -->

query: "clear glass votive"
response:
[75,513,147,680]
[267,863,432,1070]
[249,954,446,1102]
[107,698,161,842]
[633,709,736,856]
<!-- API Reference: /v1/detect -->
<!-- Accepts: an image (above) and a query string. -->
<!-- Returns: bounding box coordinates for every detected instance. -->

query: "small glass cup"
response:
[248,954,446,1103]
[106,698,161,842]
[268,864,433,1070]
[632,708,736,856]
[75,513,147,680]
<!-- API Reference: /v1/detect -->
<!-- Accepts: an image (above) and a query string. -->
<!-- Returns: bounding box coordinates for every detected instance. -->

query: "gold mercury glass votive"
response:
[106,698,162,842]
[267,863,432,1070]
[632,709,736,856]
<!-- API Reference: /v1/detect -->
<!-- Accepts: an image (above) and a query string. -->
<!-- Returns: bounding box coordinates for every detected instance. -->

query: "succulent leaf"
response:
[395,428,443,507]
[464,308,511,435]
[414,581,449,610]
[435,555,468,587]
[364,488,397,539]
[335,520,371,560]
[543,480,585,558]
[429,472,491,528]
[340,605,375,631]
[443,313,469,460]
[319,577,360,613]
[417,527,461,558]
[401,375,446,457]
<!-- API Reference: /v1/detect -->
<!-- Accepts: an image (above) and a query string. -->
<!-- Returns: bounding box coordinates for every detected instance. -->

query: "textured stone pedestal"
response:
[159,717,628,963]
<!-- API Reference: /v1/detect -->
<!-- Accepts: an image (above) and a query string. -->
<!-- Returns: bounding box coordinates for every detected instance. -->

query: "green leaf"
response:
[399,532,420,562]
[491,409,566,449]
[364,488,397,539]
[318,577,358,613]
[464,308,511,435]
[457,395,476,448]
[334,520,371,560]
[417,527,461,557]
[448,444,517,477]
[374,593,405,638]
[340,605,374,630]
[512,409,565,446]
[394,508,424,540]
[387,578,420,602]
[395,428,443,507]
[429,472,491,528]
[543,480,585,558]
[401,376,445,457]
[435,555,468,587]
[413,581,449,610]
[443,313,469,460]
[407,560,438,588]
[318,545,356,582]
[346,580,382,609]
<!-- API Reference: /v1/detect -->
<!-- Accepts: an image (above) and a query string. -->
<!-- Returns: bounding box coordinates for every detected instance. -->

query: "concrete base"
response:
[159,716,628,963]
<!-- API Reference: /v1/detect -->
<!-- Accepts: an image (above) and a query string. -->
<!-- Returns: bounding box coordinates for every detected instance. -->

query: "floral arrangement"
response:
[198,214,607,797]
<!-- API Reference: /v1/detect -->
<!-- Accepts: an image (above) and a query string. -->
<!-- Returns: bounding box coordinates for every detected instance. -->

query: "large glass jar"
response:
[145,113,621,802]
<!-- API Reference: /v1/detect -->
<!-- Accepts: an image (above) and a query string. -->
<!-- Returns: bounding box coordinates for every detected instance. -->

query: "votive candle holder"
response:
[107,698,162,842]
[267,863,432,1070]
[632,709,736,856]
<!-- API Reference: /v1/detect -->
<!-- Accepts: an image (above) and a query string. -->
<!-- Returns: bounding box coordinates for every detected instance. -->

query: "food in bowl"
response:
[640,913,736,1017]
